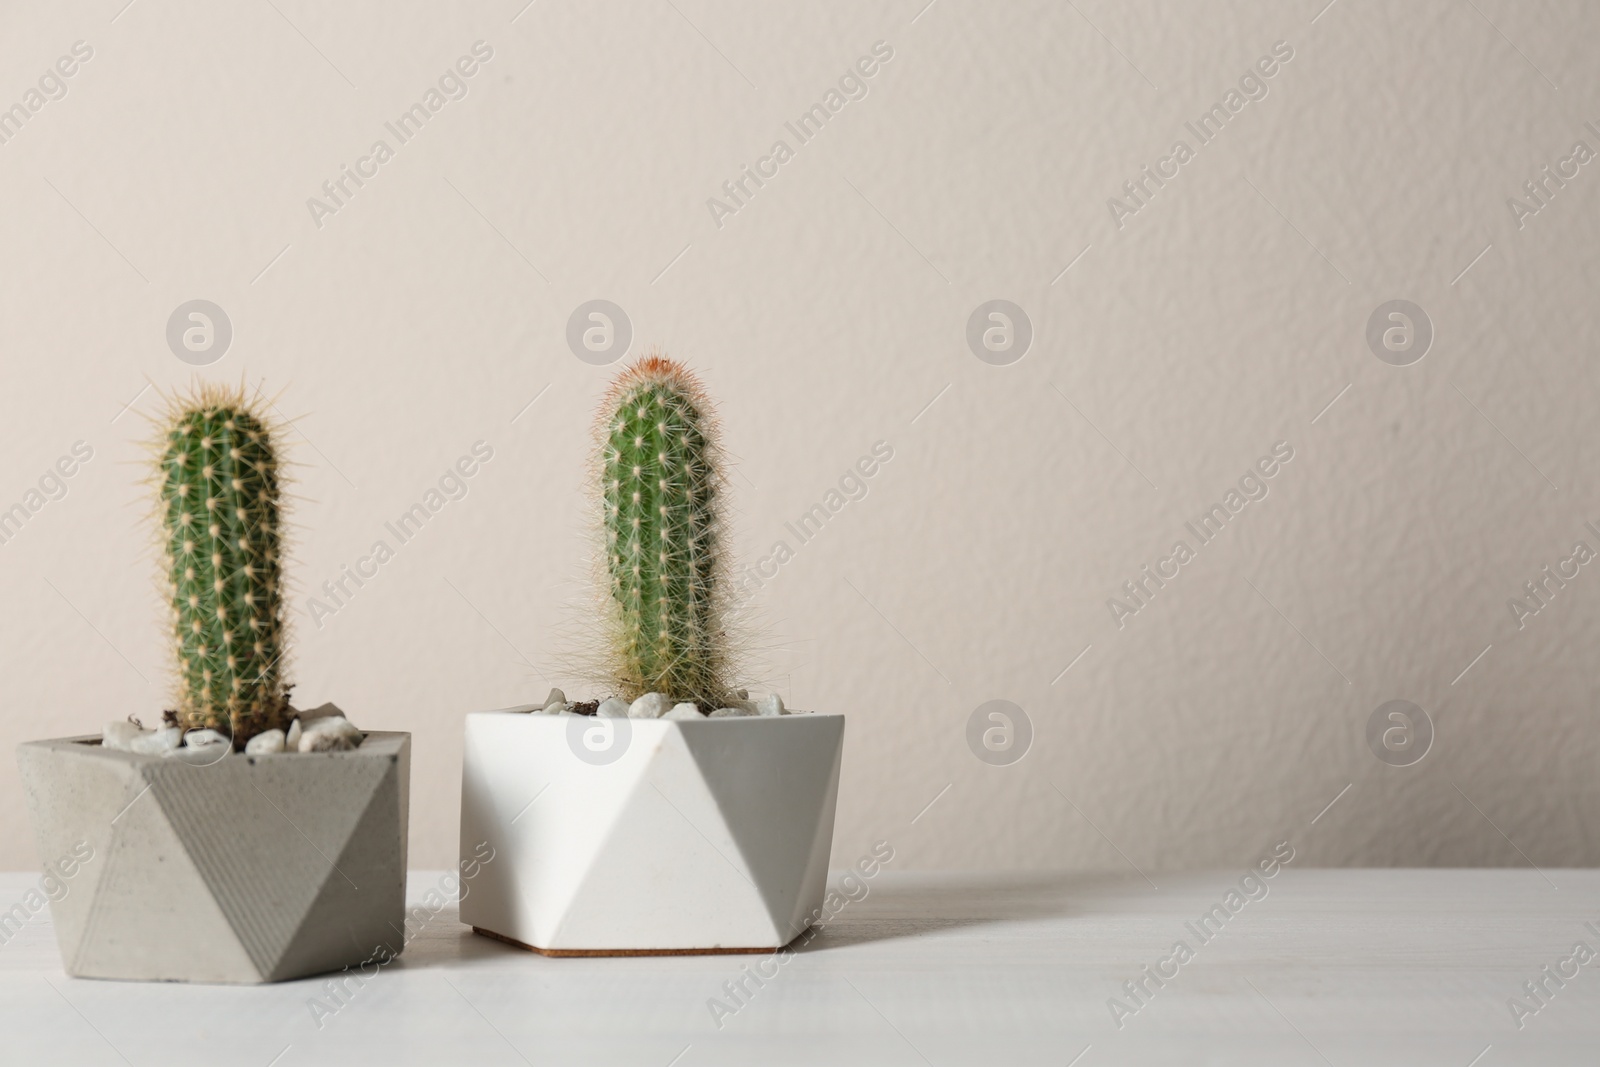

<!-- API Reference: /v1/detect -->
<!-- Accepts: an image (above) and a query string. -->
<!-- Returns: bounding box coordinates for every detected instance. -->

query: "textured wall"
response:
[2,0,1597,874]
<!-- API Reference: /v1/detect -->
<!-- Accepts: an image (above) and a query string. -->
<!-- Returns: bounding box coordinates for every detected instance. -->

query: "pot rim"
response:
[19,730,410,764]
[470,705,842,721]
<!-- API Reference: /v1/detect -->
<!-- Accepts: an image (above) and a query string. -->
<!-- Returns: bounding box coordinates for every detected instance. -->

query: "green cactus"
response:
[600,354,733,706]
[156,385,290,745]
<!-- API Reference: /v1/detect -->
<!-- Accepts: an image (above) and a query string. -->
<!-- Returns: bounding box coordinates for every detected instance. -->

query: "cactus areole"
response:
[158,387,290,745]
[600,355,733,708]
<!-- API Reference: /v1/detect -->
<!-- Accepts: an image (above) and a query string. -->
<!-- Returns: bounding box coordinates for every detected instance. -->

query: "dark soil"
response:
[568,700,599,716]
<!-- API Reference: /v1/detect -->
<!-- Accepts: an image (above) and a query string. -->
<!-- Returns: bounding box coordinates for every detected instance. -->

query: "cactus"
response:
[156,385,290,745]
[599,354,733,706]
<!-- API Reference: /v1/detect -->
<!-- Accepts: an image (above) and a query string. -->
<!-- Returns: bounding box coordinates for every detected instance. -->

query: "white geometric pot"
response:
[16,731,410,983]
[459,710,843,955]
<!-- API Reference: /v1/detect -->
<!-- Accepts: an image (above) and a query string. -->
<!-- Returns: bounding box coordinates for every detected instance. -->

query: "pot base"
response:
[472,925,806,957]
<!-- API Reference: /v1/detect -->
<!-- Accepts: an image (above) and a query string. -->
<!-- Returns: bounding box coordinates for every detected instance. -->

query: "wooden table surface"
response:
[1,868,1595,1065]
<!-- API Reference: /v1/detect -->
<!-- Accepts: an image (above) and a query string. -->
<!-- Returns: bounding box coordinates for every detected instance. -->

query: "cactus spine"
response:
[157,386,289,744]
[600,354,732,706]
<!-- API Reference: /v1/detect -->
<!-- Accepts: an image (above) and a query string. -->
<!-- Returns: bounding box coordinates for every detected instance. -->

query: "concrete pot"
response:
[16,731,410,983]
[460,709,844,955]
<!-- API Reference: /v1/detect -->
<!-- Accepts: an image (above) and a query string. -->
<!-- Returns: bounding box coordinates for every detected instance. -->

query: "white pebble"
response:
[296,702,347,726]
[304,714,359,734]
[102,721,146,752]
[538,701,570,715]
[708,706,756,718]
[245,729,286,755]
[542,688,567,711]
[185,729,230,749]
[300,730,359,752]
[596,697,630,718]
[286,718,303,748]
[628,692,672,719]
[755,694,784,717]
[299,717,362,752]
[130,726,182,755]
[663,703,705,721]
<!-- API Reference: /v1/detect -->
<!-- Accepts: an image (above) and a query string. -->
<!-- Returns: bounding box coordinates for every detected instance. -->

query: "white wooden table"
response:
[0,869,1594,1065]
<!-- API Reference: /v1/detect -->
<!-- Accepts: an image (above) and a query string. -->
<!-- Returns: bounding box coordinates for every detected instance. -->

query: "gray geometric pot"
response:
[16,731,409,984]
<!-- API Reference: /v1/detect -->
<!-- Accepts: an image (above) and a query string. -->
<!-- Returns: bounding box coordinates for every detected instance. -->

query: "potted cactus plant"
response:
[16,384,410,983]
[460,354,844,954]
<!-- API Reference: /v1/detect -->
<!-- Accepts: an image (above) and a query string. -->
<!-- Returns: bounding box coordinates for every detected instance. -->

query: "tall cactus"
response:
[599,354,732,706]
[157,386,289,745]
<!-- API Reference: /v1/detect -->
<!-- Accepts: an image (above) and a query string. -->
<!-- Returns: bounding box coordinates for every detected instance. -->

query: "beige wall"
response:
[2,0,1597,873]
